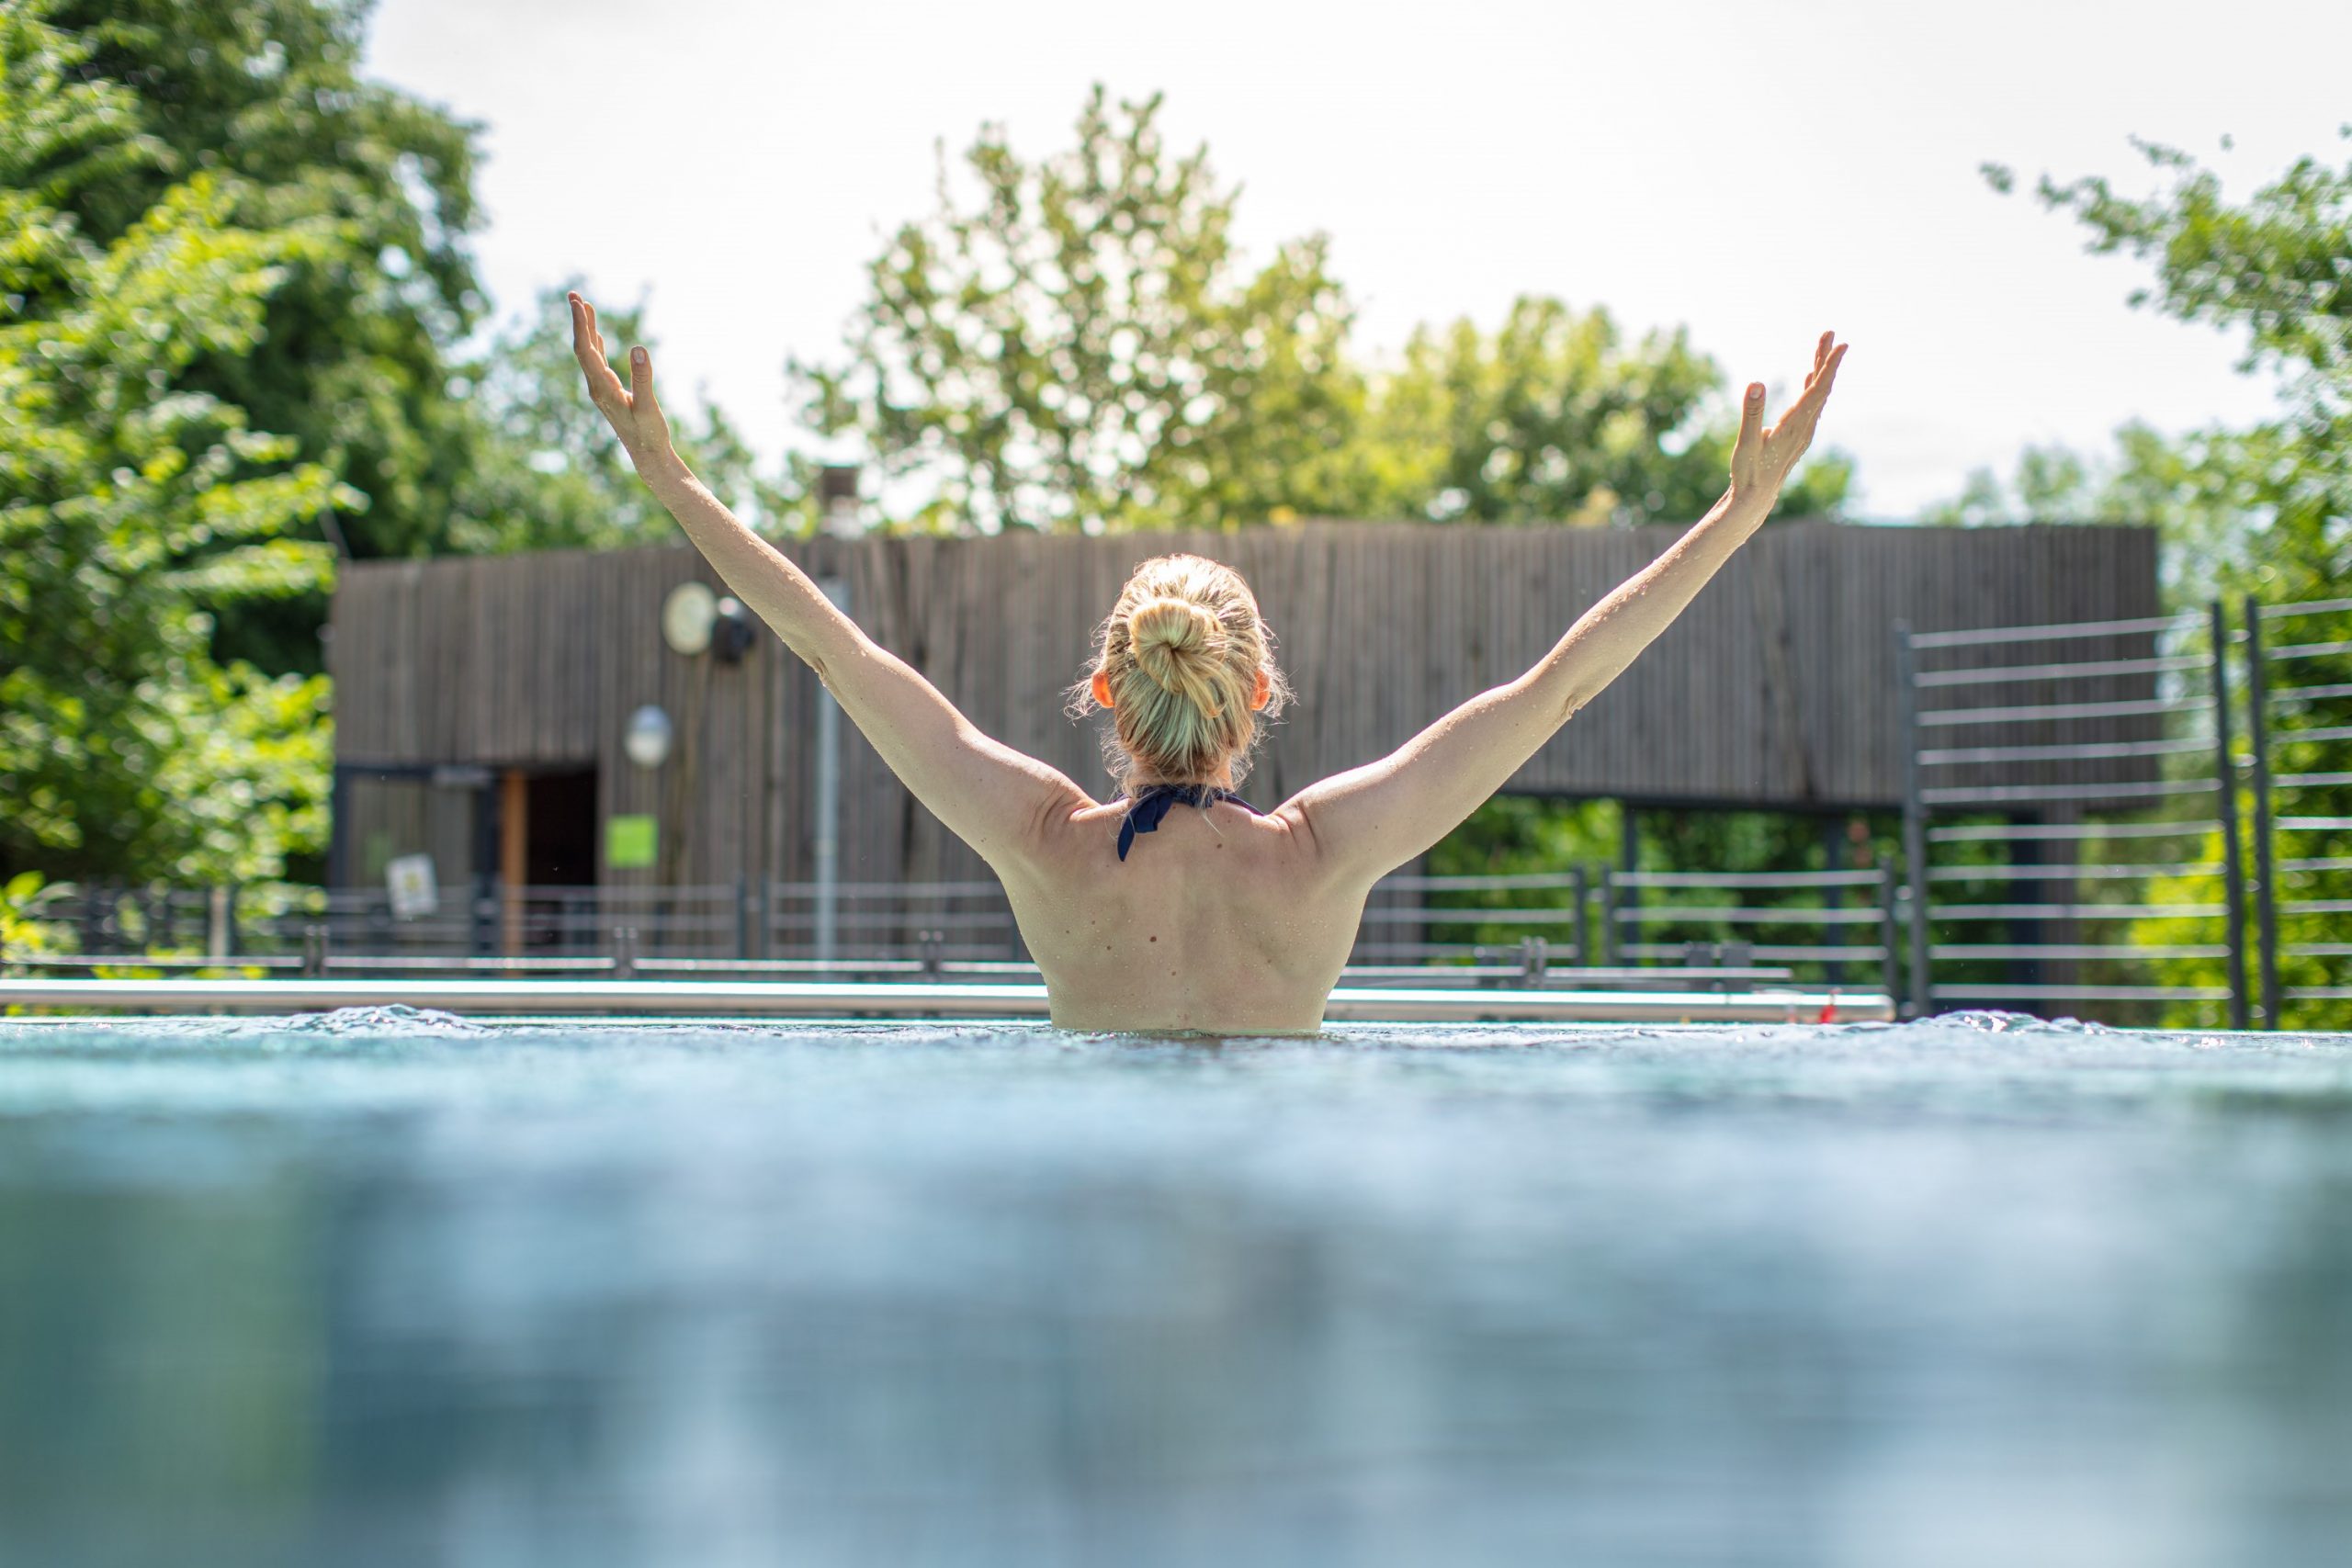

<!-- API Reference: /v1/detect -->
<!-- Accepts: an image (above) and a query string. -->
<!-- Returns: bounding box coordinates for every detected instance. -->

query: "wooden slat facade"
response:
[327,521,2162,889]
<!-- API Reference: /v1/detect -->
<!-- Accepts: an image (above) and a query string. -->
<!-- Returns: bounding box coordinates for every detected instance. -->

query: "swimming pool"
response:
[2,1010,2346,1566]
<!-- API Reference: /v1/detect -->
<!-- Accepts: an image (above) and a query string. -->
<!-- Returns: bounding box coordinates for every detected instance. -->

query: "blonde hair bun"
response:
[1070,553,1292,792]
[1127,597,1225,712]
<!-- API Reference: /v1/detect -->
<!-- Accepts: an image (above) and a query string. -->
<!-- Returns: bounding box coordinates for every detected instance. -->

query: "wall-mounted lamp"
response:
[624,704,673,769]
[662,581,755,665]
[711,596,754,664]
[662,581,718,656]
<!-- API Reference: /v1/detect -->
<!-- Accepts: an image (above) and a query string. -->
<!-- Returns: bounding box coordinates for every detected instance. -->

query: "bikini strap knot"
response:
[1115,783,1261,860]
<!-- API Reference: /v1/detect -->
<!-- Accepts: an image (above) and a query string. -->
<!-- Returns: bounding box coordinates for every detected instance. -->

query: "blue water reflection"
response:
[1,1010,2347,1566]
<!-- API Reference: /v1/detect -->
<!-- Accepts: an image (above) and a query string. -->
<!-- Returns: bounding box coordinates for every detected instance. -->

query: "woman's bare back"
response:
[1002,796,1363,1033]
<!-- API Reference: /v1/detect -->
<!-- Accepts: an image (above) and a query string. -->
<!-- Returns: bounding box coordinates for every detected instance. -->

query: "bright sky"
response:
[365,0,2348,520]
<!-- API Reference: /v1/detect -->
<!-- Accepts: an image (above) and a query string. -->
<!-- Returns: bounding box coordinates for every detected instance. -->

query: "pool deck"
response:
[0,978,1894,1024]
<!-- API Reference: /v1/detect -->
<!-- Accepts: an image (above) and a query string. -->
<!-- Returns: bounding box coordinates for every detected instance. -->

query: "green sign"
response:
[605,814,658,869]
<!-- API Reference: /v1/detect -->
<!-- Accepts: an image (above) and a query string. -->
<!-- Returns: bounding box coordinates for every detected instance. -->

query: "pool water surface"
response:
[1,1010,2346,1566]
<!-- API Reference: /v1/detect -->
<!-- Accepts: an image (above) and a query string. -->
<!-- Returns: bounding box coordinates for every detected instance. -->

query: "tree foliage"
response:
[1,2,338,883]
[1349,297,1852,526]
[795,87,1363,533]
[51,0,485,575]
[1955,129,2352,1026]
[800,87,1854,534]
[1975,129,2352,601]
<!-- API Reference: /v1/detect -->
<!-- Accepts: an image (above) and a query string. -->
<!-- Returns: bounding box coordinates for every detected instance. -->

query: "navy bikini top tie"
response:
[1116,783,1263,861]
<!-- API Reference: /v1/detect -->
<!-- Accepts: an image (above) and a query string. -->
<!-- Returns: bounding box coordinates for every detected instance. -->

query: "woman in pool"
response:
[570,293,1847,1032]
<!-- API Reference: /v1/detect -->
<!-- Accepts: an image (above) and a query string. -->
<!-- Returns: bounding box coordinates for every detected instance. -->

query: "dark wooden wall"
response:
[327,522,2161,889]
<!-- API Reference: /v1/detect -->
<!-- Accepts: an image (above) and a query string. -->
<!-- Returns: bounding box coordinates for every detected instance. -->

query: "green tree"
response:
[1348,297,1854,526]
[0,4,338,884]
[802,87,1852,534]
[795,86,1371,534]
[45,0,485,670]
[1920,420,2290,604]
[1980,128,2352,600]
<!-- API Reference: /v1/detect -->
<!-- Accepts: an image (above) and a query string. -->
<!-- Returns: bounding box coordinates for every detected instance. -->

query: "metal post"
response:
[813,576,849,975]
[1571,865,1589,967]
[735,874,752,961]
[1896,624,1932,1019]
[1878,867,1901,1008]
[2243,596,2280,1028]
[1599,869,1619,967]
[2209,601,2250,1029]
[328,765,352,889]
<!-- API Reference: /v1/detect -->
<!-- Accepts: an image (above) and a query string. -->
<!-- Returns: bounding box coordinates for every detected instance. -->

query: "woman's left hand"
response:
[1730,330,1849,502]
[570,290,673,468]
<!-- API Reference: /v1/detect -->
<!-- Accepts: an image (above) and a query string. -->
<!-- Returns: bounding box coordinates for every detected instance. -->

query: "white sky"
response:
[365,0,2348,520]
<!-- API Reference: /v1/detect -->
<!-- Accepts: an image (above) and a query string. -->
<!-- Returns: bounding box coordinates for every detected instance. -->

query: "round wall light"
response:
[624,704,673,769]
[661,581,718,656]
[712,595,755,664]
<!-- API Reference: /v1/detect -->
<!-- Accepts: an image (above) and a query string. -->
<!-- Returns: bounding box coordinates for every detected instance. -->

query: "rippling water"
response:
[1,1009,2347,1567]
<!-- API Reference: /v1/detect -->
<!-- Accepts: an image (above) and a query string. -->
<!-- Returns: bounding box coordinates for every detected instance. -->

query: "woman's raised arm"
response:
[569,293,1094,866]
[1281,332,1849,883]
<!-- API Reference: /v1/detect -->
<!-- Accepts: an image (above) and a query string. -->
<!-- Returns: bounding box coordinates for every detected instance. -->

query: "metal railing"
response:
[1897,596,2352,1027]
[10,863,1913,994]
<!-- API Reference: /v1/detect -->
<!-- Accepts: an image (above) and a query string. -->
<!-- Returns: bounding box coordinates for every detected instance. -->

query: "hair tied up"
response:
[1127,596,1225,713]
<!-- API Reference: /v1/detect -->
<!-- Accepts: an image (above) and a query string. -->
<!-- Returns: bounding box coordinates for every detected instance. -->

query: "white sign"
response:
[386,853,439,919]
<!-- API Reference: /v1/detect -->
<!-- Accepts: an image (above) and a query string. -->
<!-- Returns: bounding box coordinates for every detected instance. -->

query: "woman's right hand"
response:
[1729,330,1849,502]
[569,290,674,468]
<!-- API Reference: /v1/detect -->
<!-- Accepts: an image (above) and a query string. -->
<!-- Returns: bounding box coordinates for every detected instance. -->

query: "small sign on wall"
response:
[605,814,658,870]
[385,853,438,919]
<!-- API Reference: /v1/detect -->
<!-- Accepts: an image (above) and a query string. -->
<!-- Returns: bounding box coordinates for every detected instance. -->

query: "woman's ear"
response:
[1091,669,1114,709]
[1250,668,1271,711]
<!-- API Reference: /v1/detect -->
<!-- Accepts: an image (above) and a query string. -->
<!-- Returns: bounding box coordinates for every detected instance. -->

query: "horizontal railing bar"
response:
[765,880,1008,898]
[1915,654,2207,687]
[1710,945,1887,962]
[2258,596,2352,619]
[2257,725,2352,747]
[2280,899,2352,916]
[2267,639,2352,660]
[2279,857,2352,874]
[1926,862,2222,883]
[2270,772,2352,789]
[0,977,1895,1022]
[1907,612,2196,648]
[2267,682,2352,704]
[1930,942,2230,960]
[1928,820,2220,842]
[1917,696,2204,727]
[3,953,303,972]
[1388,908,1583,925]
[1922,780,2216,805]
[1918,737,2212,765]
[1930,984,2233,1000]
[2272,817,2352,831]
[1611,869,1887,889]
[2283,943,2352,958]
[324,955,619,973]
[1611,908,1889,926]
[1928,903,2226,919]
[1580,964,1796,973]
[1374,873,1587,892]
[2285,988,2352,1000]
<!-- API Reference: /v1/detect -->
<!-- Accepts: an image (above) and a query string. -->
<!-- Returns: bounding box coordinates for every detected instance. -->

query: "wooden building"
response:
[325,521,2161,909]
